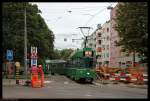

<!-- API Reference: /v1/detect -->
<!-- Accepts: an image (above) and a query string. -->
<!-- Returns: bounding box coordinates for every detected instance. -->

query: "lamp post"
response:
[24,3,28,80]
[77,27,93,48]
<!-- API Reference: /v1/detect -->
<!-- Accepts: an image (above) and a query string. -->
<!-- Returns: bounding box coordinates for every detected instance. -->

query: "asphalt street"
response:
[2,75,148,99]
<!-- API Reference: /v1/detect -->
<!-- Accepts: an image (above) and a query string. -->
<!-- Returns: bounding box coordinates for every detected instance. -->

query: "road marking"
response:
[144,79,148,81]
[93,82,101,86]
[120,78,126,80]
[110,78,115,80]
[93,82,103,88]
[131,79,137,81]
[143,74,148,76]
[44,81,53,83]
[64,81,69,84]
[85,94,92,97]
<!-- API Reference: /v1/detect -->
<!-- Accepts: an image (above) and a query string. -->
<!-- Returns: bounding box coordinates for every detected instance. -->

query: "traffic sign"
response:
[31,46,37,67]
[31,59,37,66]
[31,47,37,59]
[6,50,13,61]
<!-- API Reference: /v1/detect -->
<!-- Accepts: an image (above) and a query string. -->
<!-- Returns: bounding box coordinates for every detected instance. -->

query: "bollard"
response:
[15,61,20,84]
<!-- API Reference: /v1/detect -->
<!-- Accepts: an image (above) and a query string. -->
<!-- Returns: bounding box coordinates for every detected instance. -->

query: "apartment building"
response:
[96,21,111,67]
[110,4,142,68]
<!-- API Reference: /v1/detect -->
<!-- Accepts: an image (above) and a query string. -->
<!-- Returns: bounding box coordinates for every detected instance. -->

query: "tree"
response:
[115,2,148,62]
[51,48,74,60]
[60,49,74,60]
[2,2,55,64]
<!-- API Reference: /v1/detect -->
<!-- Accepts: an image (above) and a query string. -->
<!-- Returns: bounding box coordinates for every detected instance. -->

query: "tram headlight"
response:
[87,72,90,75]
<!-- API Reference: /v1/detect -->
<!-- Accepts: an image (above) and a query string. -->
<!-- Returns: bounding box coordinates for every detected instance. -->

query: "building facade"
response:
[96,21,111,67]
[110,4,142,68]
[110,5,120,67]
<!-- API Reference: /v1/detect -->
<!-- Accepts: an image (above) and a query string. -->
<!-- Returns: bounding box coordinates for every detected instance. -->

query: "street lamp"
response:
[107,6,113,10]
[24,3,28,80]
[77,27,93,48]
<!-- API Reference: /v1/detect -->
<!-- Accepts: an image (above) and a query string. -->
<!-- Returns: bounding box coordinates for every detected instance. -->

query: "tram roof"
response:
[45,59,66,63]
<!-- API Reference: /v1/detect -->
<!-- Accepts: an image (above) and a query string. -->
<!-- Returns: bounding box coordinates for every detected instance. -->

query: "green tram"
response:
[44,48,97,83]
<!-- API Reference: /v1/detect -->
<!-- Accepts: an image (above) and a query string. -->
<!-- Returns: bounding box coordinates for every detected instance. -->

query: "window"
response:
[107,36,109,40]
[107,45,109,50]
[85,51,92,57]
[89,43,92,47]
[98,33,101,37]
[107,28,109,32]
[103,37,105,41]
[107,53,109,57]
[98,40,101,44]
[102,45,105,50]
[96,47,102,52]
[64,38,67,41]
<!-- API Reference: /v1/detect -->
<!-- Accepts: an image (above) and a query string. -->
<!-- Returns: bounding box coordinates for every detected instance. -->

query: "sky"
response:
[32,2,117,50]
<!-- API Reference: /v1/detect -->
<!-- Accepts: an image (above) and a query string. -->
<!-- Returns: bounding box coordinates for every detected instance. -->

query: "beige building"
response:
[96,21,111,67]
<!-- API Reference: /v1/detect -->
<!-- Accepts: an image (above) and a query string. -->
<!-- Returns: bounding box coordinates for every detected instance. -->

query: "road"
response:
[3,75,148,99]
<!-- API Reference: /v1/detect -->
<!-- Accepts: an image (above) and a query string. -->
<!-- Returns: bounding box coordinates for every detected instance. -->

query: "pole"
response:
[77,27,93,49]
[85,36,87,48]
[24,4,27,80]
[133,51,135,67]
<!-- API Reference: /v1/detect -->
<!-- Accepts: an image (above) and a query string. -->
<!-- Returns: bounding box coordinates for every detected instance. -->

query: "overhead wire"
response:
[84,7,107,27]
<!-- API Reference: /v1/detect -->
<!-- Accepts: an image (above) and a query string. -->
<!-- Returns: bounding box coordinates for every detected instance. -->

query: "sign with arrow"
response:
[6,50,13,61]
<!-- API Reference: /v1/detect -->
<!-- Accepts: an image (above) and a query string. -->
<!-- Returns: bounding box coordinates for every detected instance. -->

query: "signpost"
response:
[6,50,13,61]
[15,61,20,84]
[6,50,14,78]
[31,46,37,67]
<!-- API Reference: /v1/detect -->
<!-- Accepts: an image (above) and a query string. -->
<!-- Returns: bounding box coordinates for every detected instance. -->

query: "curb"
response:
[127,84,148,89]
[93,80,148,89]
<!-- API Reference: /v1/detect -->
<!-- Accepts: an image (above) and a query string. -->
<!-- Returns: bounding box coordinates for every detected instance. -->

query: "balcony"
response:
[96,47,102,52]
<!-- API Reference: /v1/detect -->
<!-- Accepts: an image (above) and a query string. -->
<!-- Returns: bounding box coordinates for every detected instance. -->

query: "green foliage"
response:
[2,2,55,64]
[51,48,74,60]
[51,49,61,59]
[60,49,74,60]
[115,2,148,61]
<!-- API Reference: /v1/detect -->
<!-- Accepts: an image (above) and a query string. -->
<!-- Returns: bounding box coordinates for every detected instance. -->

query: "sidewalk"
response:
[2,79,30,86]
[3,79,16,86]
[94,79,148,89]
[126,83,148,89]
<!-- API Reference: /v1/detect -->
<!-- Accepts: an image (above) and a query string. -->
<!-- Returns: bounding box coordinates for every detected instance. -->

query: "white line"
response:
[144,79,148,81]
[120,78,126,80]
[131,79,137,81]
[110,78,115,80]
[104,74,110,76]
[115,73,120,76]
[143,74,148,76]
[126,74,131,76]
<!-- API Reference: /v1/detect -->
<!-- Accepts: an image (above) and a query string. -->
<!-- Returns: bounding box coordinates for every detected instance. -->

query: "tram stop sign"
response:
[6,50,13,61]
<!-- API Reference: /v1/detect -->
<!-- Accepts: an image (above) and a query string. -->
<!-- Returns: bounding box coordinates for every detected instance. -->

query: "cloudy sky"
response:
[32,2,117,50]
